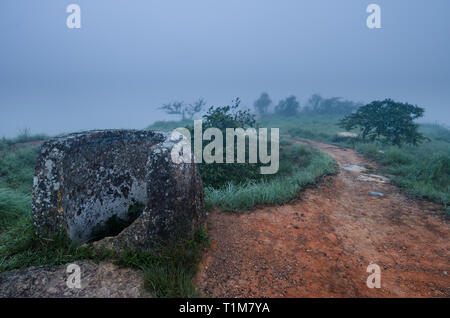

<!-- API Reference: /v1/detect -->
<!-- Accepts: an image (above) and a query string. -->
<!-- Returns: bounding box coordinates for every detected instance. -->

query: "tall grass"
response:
[356,142,450,205]
[0,146,38,194]
[116,229,210,298]
[0,189,31,231]
[205,147,336,212]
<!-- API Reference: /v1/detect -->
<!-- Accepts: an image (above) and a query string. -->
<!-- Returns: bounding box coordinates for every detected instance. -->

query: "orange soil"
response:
[196,140,449,297]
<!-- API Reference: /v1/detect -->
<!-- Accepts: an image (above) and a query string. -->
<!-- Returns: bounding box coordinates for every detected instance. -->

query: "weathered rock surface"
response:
[0,261,149,298]
[32,129,205,251]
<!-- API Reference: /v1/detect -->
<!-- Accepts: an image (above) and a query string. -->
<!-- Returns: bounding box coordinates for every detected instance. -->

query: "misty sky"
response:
[1,0,449,137]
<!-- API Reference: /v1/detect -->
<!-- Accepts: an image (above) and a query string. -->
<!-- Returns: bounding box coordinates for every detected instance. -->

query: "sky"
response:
[1,0,449,137]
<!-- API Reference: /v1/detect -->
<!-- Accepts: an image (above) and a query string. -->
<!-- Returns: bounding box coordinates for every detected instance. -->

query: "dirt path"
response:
[196,140,449,297]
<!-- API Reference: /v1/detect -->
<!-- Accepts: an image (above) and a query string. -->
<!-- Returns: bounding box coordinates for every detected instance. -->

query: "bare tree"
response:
[186,98,207,119]
[159,98,206,120]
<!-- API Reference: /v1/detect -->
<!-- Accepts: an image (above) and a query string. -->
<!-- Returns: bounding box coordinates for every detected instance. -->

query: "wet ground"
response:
[196,140,449,297]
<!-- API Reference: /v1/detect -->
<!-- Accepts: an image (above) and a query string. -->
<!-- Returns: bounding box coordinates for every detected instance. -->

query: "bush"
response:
[339,99,427,146]
[193,99,264,189]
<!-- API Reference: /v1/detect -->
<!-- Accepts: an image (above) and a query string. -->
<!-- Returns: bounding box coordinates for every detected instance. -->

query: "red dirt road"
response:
[196,140,449,297]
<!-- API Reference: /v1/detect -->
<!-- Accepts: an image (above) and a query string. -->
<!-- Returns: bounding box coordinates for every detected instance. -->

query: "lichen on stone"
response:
[32,129,205,252]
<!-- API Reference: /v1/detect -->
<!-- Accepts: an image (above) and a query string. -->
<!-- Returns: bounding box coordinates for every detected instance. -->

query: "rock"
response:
[32,130,205,252]
[367,191,385,197]
[358,174,390,183]
[340,164,367,172]
[337,132,358,138]
[0,261,150,298]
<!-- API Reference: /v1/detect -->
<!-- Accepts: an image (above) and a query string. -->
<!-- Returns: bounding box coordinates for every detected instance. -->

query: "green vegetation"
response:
[275,95,300,116]
[260,106,449,209]
[253,92,272,116]
[2,95,447,297]
[205,141,336,211]
[0,211,209,297]
[196,99,263,188]
[0,129,47,150]
[0,143,40,230]
[147,119,193,131]
[0,138,209,297]
[354,141,449,205]
[116,229,209,297]
[339,99,427,146]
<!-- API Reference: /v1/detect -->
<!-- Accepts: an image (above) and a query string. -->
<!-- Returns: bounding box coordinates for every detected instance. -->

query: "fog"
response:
[1,0,449,137]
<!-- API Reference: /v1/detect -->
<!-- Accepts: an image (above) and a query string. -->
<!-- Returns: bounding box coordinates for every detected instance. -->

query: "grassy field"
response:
[260,114,450,211]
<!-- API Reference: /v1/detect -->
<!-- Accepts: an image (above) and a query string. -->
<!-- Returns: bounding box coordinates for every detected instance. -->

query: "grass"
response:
[0,211,209,297]
[262,113,450,210]
[0,129,47,150]
[260,113,347,142]
[205,143,336,211]
[355,142,450,206]
[116,229,210,298]
[147,119,193,131]
[4,112,445,296]
[0,137,209,297]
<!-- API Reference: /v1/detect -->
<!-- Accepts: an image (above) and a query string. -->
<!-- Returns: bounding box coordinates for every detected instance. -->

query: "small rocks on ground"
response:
[367,191,385,197]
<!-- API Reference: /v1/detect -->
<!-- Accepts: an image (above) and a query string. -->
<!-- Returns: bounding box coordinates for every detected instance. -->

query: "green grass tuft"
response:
[115,229,210,298]
[205,146,336,212]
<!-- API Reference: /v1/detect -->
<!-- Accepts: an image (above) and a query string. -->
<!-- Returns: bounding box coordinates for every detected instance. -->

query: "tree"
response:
[275,96,299,116]
[304,94,361,115]
[159,101,186,119]
[159,98,206,120]
[339,99,427,146]
[253,92,272,115]
[304,93,323,112]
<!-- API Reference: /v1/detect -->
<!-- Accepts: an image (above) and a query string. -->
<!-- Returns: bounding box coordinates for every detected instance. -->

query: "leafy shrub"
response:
[339,99,427,146]
[192,99,264,189]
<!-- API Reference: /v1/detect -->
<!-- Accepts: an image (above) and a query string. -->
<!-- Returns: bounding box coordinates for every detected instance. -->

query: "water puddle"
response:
[340,164,367,172]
